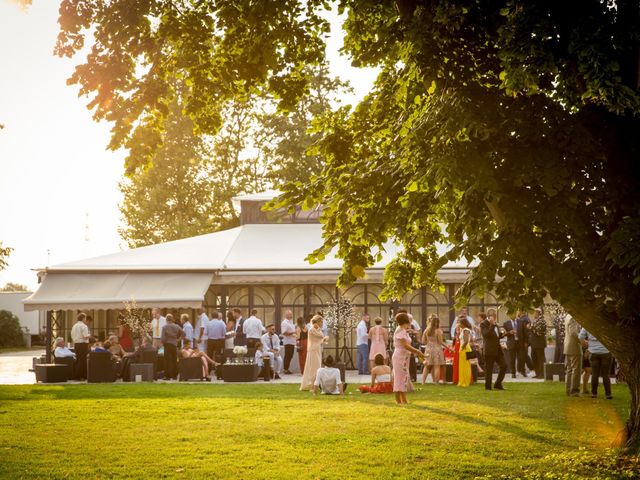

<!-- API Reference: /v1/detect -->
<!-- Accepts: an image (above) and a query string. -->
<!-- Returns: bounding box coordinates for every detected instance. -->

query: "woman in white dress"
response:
[300,315,328,391]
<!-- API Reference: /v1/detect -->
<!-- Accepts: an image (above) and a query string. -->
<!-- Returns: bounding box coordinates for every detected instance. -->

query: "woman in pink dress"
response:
[368,317,389,370]
[392,312,426,404]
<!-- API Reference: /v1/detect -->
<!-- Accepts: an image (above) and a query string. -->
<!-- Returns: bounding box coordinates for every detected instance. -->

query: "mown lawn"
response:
[0,382,632,479]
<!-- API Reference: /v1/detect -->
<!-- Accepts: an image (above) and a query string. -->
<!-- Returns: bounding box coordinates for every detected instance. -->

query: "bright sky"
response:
[0,0,375,291]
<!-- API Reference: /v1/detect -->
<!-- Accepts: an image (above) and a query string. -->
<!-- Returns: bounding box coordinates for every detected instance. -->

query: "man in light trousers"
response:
[563,314,582,396]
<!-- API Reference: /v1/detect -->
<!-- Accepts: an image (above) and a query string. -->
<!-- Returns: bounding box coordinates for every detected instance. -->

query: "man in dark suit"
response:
[503,315,518,378]
[515,311,534,376]
[232,308,246,346]
[480,309,507,390]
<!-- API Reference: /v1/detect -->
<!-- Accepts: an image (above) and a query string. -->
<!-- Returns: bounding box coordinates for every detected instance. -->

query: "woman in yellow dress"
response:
[458,317,473,387]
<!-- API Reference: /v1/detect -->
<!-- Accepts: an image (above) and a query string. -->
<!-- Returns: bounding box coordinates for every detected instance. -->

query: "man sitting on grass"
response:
[313,356,345,395]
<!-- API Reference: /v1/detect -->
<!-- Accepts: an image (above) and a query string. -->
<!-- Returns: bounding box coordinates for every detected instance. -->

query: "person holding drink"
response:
[480,309,508,391]
[392,312,426,404]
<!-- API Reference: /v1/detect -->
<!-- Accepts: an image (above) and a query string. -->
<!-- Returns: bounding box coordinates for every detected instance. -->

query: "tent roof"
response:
[42,224,467,273]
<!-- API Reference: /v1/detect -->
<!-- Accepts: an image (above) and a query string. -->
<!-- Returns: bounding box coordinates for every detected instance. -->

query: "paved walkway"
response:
[0,349,45,385]
[0,350,556,385]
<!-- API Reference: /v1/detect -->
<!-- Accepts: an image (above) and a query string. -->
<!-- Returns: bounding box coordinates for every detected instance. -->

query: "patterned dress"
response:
[392,328,412,392]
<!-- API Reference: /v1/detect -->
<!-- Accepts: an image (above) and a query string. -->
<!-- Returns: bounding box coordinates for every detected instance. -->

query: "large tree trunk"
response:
[618,356,640,452]
[569,306,640,453]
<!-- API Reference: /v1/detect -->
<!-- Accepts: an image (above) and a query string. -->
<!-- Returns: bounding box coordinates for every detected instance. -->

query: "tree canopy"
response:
[57,0,640,449]
[0,243,12,272]
[0,283,29,293]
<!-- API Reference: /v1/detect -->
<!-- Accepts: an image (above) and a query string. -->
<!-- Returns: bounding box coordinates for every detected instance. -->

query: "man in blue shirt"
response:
[579,328,613,399]
[206,311,227,361]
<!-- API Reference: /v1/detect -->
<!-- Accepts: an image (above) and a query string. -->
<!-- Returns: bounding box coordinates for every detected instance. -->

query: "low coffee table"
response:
[35,364,69,383]
[222,363,260,382]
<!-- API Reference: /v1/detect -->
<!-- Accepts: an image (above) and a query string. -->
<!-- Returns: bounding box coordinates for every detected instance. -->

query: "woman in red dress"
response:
[359,354,393,393]
[118,318,134,352]
[452,323,461,385]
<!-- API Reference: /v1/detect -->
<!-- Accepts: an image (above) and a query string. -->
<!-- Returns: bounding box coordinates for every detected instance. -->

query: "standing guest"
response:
[405,312,421,382]
[243,309,266,349]
[300,315,328,391]
[205,311,226,360]
[280,310,297,374]
[529,308,547,379]
[515,311,535,376]
[503,314,518,378]
[150,308,167,349]
[180,314,194,349]
[392,312,426,404]
[480,310,507,391]
[232,308,246,346]
[356,314,371,375]
[582,343,592,395]
[359,354,393,393]
[313,356,344,395]
[452,322,461,385]
[450,307,476,337]
[54,337,76,359]
[181,342,218,379]
[161,314,184,380]
[458,317,474,388]
[118,317,134,352]
[194,307,209,353]
[563,314,582,397]
[296,317,308,375]
[579,328,613,399]
[261,324,283,379]
[70,313,90,380]
[421,314,447,385]
[554,313,566,364]
[225,317,236,358]
[368,317,389,370]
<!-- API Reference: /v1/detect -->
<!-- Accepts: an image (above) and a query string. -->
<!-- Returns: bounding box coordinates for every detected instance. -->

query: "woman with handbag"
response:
[458,317,474,387]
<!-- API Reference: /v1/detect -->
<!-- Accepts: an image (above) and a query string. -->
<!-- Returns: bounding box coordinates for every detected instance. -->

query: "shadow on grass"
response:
[405,402,567,448]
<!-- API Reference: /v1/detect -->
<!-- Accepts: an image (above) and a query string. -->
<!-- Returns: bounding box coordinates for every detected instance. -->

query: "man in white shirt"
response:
[243,309,265,349]
[194,307,209,352]
[150,308,166,349]
[70,313,90,379]
[313,356,344,395]
[180,314,194,349]
[280,310,297,374]
[356,314,370,375]
[54,337,76,359]
[261,324,283,379]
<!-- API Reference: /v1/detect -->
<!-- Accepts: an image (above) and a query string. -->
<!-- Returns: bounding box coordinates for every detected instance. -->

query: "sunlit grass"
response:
[0,382,630,479]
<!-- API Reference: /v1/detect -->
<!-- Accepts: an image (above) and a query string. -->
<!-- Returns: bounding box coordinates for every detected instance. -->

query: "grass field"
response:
[0,382,634,479]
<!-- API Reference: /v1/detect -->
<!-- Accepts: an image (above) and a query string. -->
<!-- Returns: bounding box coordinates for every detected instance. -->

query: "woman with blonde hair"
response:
[421,314,447,384]
[300,315,328,390]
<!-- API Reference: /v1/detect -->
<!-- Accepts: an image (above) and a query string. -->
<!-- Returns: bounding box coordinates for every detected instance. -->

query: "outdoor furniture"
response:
[54,356,75,379]
[179,357,204,381]
[129,363,154,382]
[35,364,68,383]
[222,363,260,382]
[87,351,117,383]
[135,350,159,379]
[544,362,565,381]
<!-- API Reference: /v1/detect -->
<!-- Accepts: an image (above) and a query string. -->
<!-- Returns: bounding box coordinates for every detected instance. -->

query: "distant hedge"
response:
[0,310,24,348]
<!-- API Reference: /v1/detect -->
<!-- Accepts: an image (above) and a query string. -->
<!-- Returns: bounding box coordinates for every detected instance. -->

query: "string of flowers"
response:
[121,298,151,341]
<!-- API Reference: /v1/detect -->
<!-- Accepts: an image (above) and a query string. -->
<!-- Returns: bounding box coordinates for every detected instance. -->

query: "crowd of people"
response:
[55,305,614,402]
